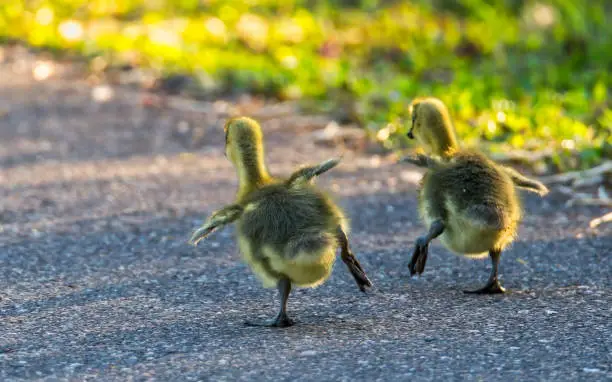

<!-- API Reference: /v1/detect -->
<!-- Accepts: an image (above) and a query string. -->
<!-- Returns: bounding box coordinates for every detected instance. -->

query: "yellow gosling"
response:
[189,117,372,326]
[404,98,548,293]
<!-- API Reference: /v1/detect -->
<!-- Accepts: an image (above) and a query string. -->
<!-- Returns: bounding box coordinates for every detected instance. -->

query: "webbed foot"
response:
[336,227,373,292]
[343,253,373,292]
[464,249,506,294]
[244,313,295,328]
[464,278,506,294]
[408,237,429,276]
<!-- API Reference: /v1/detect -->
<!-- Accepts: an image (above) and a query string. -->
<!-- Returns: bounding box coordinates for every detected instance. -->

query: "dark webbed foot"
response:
[464,279,506,294]
[341,251,372,292]
[464,249,506,294]
[343,252,373,292]
[408,220,444,276]
[408,237,429,276]
[244,313,295,328]
[336,227,373,292]
[245,278,295,328]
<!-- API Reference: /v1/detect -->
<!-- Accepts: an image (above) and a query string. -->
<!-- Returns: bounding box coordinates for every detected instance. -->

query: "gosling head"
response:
[223,116,265,166]
[407,97,459,157]
[223,116,270,190]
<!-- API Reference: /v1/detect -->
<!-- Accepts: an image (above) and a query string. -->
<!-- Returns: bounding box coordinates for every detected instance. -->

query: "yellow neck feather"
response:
[414,98,460,158]
[234,145,272,200]
[432,130,459,158]
[426,114,459,158]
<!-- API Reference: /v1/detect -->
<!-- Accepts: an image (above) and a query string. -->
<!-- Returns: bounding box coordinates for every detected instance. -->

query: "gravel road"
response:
[0,52,610,381]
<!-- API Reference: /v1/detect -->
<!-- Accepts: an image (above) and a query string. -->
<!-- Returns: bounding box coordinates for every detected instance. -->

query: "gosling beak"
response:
[407,130,414,139]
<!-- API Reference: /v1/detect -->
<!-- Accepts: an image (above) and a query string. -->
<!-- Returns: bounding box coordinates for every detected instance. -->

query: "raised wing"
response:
[400,153,441,168]
[188,204,243,246]
[286,157,342,187]
[502,166,549,196]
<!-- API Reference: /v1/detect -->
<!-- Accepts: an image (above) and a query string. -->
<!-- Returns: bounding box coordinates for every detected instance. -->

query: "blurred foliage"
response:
[1,0,611,172]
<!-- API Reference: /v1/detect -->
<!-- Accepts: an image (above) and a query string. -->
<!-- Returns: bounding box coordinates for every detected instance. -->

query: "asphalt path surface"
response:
[0,55,610,381]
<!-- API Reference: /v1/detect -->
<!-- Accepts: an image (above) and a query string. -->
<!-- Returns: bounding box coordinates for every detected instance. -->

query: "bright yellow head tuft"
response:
[407,97,459,158]
[224,116,264,164]
[223,116,271,199]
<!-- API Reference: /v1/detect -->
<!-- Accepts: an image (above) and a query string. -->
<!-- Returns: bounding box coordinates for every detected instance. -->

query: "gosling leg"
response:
[408,219,445,276]
[336,227,373,292]
[464,249,506,294]
[245,277,295,327]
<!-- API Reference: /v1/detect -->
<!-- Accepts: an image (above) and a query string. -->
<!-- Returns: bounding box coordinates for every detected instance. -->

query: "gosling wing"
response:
[285,157,342,188]
[189,204,243,246]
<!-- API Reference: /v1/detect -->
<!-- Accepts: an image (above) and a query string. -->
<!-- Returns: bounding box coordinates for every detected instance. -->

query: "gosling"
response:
[189,117,372,326]
[403,97,548,293]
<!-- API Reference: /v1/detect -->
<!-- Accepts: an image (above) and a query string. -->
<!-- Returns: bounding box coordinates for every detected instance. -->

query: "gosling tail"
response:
[502,166,549,196]
[464,204,508,231]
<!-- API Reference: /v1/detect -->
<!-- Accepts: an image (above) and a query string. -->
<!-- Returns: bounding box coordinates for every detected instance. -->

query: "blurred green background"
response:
[1,0,610,173]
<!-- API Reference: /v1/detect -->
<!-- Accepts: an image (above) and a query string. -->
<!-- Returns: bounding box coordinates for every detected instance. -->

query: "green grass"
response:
[1,0,610,172]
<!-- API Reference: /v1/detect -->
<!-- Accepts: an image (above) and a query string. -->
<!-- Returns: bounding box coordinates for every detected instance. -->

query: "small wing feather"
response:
[502,166,549,196]
[400,153,442,168]
[189,204,243,246]
[286,157,341,187]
